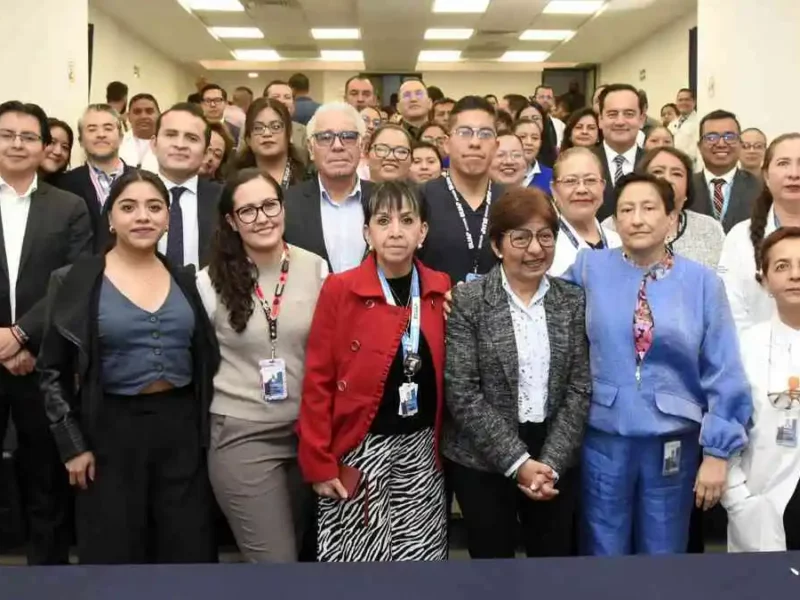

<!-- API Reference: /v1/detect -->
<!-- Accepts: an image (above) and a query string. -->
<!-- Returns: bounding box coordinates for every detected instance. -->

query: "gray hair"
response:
[77,103,124,139]
[306,101,366,141]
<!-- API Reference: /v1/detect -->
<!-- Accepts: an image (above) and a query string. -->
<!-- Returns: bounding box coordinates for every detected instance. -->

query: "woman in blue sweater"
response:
[564,172,753,555]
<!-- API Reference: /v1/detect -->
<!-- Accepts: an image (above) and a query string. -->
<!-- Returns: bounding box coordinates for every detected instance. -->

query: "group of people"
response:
[0,70,798,567]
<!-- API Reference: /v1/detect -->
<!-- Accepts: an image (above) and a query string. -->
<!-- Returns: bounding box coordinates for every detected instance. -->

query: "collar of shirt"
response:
[89,159,124,181]
[319,175,362,207]
[603,141,638,168]
[160,173,199,196]
[771,315,800,349]
[500,265,550,312]
[704,166,737,187]
[522,162,542,186]
[0,174,38,198]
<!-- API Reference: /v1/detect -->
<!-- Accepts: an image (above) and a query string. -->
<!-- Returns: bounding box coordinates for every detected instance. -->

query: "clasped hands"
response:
[517,459,559,502]
[0,327,34,376]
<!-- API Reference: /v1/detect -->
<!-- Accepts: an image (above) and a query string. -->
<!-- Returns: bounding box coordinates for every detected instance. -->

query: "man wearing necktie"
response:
[150,102,222,268]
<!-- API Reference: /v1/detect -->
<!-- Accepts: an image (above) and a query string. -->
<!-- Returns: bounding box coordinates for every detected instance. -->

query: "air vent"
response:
[476,29,520,37]
[244,0,299,8]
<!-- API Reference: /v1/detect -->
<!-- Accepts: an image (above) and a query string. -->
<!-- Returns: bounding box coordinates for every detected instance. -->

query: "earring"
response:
[417,243,423,249]
[109,226,115,234]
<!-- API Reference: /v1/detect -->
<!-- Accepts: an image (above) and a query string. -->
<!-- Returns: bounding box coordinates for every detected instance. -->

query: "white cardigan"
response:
[723,318,800,552]
[548,218,621,277]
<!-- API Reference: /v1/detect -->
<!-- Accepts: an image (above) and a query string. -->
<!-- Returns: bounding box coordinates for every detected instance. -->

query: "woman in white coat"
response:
[724,227,800,552]
[548,147,621,276]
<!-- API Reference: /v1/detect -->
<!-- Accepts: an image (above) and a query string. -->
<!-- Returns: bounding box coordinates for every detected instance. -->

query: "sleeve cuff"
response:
[505,452,530,478]
[50,416,89,463]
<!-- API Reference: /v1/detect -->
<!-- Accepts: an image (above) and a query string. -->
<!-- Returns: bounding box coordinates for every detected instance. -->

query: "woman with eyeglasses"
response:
[513,120,554,195]
[549,148,621,276]
[367,124,412,183]
[740,128,768,180]
[443,186,591,558]
[234,98,305,189]
[197,169,327,562]
[724,227,800,552]
[490,133,529,188]
[39,118,73,182]
[200,122,235,183]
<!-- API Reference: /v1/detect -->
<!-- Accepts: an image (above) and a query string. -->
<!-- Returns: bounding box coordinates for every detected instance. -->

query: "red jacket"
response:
[297,254,451,483]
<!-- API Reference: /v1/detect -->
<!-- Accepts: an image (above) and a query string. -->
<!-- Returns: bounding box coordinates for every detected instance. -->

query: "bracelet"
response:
[11,325,28,346]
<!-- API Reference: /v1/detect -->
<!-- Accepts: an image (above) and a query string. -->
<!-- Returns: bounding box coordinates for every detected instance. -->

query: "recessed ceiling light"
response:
[233,49,282,61]
[179,0,244,11]
[418,50,462,62]
[248,72,259,78]
[432,0,489,13]
[542,1,604,15]
[519,29,575,41]
[208,27,264,39]
[424,28,474,40]
[499,51,551,62]
[320,50,364,61]
[311,28,360,40]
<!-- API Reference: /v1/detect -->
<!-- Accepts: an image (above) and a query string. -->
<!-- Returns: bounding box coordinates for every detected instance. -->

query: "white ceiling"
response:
[90,0,696,73]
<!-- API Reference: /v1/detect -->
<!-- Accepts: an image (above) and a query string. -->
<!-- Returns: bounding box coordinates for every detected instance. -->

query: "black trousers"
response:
[448,422,579,559]
[0,372,70,565]
[785,476,800,550]
[76,386,216,564]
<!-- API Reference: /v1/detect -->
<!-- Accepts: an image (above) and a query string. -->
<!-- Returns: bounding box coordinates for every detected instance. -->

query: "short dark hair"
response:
[677,88,695,100]
[534,85,554,95]
[699,109,741,136]
[635,146,697,209]
[489,187,559,248]
[484,94,498,102]
[427,86,444,103]
[200,83,227,102]
[106,81,128,103]
[661,102,679,115]
[411,141,443,168]
[345,75,373,93]
[638,89,649,109]
[502,94,529,116]
[129,93,160,112]
[448,95,496,129]
[364,180,428,224]
[614,172,675,215]
[234,86,254,98]
[187,92,202,104]
[155,102,212,147]
[759,227,800,284]
[0,100,51,145]
[598,83,645,114]
[263,80,290,97]
[494,110,514,135]
[288,73,310,92]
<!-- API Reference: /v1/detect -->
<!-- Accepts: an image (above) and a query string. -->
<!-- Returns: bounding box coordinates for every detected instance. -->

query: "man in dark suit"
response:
[692,110,762,233]
[0,101,93,564]
[150,102,222,269]
[54,103,135,253]
[284,102,373,274]
[594,84,646,221]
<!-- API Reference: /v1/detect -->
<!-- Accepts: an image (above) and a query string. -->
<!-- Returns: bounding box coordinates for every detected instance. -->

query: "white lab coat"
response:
[118,130,158,172]
[548,217,622,276]
[723,319,800,552]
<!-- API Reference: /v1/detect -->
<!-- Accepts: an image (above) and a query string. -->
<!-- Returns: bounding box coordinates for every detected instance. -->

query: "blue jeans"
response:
[580,428,699,556]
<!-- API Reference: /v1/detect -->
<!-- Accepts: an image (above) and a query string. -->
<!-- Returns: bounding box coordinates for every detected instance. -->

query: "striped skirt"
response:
[317,427,447,562]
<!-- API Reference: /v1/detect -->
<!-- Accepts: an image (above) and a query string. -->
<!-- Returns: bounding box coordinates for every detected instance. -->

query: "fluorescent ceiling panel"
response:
[181,0,244,11]
[542,1,604,14]
[519,29,575,41]
[248,72,259,78]
[424,28,474,40]
[311,29,361,40]
[499,51,551,62]
[208,27,264,39]
[432,0,490,14]
[320,50,364,61]
[233,49,282,61]
[418,50,463,62]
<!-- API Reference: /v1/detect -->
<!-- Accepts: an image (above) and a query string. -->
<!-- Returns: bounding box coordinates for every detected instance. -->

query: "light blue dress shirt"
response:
[319,176,365,273]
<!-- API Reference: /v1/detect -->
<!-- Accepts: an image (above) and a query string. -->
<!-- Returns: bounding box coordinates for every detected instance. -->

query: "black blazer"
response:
[37,255,220,462]
[0,182,92,355]
[692,169,762,233]
[195,178,224,268]
[283,178,374,273]
[54,164,137,254]
[594,145,645,222]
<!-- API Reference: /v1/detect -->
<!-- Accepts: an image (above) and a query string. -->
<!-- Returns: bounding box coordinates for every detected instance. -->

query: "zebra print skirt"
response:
[317,427,447,562]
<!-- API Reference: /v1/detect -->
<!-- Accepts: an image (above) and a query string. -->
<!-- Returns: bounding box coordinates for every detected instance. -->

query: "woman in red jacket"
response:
[298,180,450,562]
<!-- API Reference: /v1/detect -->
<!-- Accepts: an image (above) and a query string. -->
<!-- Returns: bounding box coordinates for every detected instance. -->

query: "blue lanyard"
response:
[558,218,608,249]
[377,266,421,360]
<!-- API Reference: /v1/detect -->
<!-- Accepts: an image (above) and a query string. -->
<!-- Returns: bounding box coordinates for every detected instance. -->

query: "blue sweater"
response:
[563,248,752,459]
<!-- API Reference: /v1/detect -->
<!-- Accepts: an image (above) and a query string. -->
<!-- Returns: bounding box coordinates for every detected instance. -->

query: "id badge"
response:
[662,440,681,476]
[259,358,288,402]
[398,382,419,417]
[465,272,483,283]
[776,416,798,448]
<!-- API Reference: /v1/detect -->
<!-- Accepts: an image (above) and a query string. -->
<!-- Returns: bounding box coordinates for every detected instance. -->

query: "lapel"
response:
[694,172,713,216]
[0,209,6,280]
[303,180,330,262]
[725,169,759,230]
[196,179,217,268]
[80,166,100,217]
[18,184,50,277]
[482,266,519,400]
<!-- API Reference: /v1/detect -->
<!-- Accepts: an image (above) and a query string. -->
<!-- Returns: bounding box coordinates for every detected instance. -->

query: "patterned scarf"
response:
[630,249,674,379]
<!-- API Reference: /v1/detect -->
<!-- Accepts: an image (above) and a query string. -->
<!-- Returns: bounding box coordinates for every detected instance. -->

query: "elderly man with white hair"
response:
[283,102,373,274]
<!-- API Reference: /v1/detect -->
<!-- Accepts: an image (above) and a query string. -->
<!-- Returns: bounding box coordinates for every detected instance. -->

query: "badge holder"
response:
[662,440,681,477]
[259,343,287,403]
[398,353,421,418]
[776,416,798,448]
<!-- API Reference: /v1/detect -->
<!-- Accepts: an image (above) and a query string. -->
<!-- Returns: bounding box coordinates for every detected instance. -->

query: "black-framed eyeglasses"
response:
[452,127,496,141]
[202,98,225,107]
[252,121,285,136]
[0,129,42,144]
[312,130,360,147]
[507,228,556,249]
[235,200,283,224]
[742,142,766,151]
[371,143,410,161]
[702,132,740,145]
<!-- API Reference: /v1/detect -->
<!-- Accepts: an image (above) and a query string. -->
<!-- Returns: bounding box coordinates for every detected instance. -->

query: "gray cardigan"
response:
[441,265,591,475]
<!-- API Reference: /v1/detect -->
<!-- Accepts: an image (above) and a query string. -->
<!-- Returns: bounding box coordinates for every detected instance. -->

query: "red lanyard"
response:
[254,243,290,358]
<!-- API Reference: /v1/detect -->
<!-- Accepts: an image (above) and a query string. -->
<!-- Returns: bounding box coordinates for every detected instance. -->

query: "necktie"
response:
[166,186,186,266]
[676,114,688,129]
[632,252,674,383]
[613,155,626,184]
[711,178,726,220]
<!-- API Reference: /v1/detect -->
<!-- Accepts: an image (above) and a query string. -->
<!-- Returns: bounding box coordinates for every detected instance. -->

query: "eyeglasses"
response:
[452,127,496,141]
[362,117,382,128]
[311,130,360,147]
[507,228,556,249]
[402,90,426,100]
[742,142,766,151]
[235,200,283,224]
[496,151,524,161]
[768,389,800,410]
[371,143,410,161]
[702,132,740,145]
[0,129,42,145]
[556,176,603,188]
[203,98,225,107]
[252,121,285,136]
[422,135,447,146]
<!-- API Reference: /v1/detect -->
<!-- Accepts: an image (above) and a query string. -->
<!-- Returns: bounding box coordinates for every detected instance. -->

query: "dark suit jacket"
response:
[441,266,592,475]
[54,164,136,253]
[692,169,762,233]
[283,178,374,273]
[0,182,93,355]
[595,144,646,222]
[195,178,223,268]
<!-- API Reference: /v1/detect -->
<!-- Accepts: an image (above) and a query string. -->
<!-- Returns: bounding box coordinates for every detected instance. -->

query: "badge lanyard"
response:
[444,173,492,275]
[254,243,290,359]
[377,265,421,380]
[558,218,608,250]
[280,161,292,189]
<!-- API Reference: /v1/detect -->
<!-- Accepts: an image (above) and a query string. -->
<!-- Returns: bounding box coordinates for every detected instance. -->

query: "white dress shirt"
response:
[319,177,365,273]
[549,218,622,276]
[669,111,699,164]
[551,117,566,148]
[0,175,35,321]
[118,130,152,168]
[603,141,638,182]
[157,174,200,269]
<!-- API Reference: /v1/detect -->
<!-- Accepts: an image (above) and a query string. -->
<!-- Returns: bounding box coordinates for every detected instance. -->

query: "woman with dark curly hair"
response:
[196,169,328,562]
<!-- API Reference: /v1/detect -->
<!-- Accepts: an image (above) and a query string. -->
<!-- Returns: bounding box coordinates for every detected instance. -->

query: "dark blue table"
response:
[1,552,799,600]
